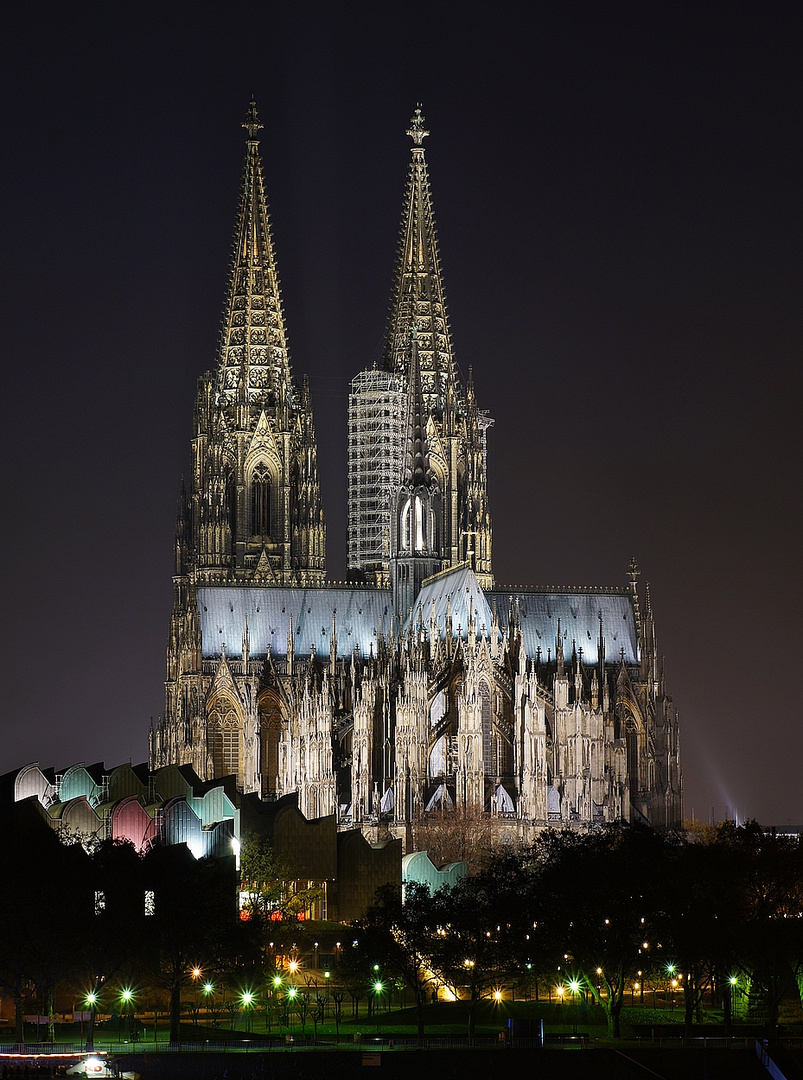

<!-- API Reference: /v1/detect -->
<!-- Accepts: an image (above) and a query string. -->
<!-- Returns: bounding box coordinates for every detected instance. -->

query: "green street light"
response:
[241,990,255,1032]
[120,988,135,1041]
[203,982,214,995]
[85,993,97,1007]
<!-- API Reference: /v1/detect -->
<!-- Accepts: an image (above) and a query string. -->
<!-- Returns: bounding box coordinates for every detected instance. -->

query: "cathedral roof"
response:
[413,563,495,638]
[197,586,393,661]
[215,101,295,415]
[382,107,463,413]
[487,588,639,666]
[197,578,638,665]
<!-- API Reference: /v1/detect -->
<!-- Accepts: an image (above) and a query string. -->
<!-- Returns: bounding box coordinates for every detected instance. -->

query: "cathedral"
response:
[149,104,682,843]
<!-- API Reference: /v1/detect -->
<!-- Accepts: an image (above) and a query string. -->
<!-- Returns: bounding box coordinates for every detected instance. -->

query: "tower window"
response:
[251,464,271,538]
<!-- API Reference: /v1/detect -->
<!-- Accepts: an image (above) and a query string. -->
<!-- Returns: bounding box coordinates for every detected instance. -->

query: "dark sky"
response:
[2,2,800,824]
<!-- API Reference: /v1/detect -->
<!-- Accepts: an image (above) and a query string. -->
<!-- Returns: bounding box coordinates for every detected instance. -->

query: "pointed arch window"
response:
[414,494,425,551]
[400,492,434,553]
[250,463,271,538]
[208,703,240,779]
[400,497,411,551]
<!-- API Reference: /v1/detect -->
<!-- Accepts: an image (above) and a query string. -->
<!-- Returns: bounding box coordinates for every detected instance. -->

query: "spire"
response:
[217,100,294,421]
[383,106,461,413]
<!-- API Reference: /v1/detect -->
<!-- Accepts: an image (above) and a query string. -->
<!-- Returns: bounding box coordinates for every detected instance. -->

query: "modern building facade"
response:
[150,104,682,841]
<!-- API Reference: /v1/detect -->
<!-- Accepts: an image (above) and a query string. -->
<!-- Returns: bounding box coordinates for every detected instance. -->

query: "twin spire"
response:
[218,100,461,425]
[216,101,294,419]
[382,106,462,416]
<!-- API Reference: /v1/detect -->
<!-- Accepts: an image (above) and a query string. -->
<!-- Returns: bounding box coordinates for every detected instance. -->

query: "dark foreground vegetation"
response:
[3,814,803,1055]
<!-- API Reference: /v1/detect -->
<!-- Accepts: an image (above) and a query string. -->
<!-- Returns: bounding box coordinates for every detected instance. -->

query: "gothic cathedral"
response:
[150,105,682,840]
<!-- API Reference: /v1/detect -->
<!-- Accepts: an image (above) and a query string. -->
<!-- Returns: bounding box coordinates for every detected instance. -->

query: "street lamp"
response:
[120,988,134,1041]
[373,981,383,1035]
[286,985,297,1033]
[84,992,98,1051]
[241,991,254,1033]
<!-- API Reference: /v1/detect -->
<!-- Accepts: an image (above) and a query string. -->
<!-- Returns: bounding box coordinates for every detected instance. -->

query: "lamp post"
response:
[85,992,98,1051]
[202,981,214,1025]
[241,991,254,1034]
[286,986,297,1034]
[120,988,134,1042]
[568,979,580,1033]
[373,980,383,1036]
[666,963,676,1010]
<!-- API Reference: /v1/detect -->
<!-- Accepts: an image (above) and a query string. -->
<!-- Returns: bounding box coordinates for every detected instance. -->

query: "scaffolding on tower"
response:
[347,368,408,585]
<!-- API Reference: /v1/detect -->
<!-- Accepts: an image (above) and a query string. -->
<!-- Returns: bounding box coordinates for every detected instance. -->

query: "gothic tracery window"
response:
[208,702,241,779]
[250,463,271,538]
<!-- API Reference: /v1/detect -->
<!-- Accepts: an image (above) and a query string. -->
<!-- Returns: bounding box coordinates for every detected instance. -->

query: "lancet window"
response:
[400,493,434,552]
[250,463,271,538]
[208,702,241,779]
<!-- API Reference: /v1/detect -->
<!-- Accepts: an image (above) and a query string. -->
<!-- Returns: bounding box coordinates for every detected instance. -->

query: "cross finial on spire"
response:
[406,104,429,146]
[243,100,264,141]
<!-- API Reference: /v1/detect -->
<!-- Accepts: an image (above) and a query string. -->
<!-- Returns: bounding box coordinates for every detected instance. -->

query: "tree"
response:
[360,882,438,1040]
[730,825,803,1036]
[657,825,747,1035]
[411,806,516,875]
[239,834,322,924]
[428,856,525,1039]
[531,824,665,1038]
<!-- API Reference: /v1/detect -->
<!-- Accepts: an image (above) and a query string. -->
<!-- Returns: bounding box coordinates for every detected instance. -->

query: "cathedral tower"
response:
[179,102,325,588]
[347,108,493,606]
[154,103,326,791]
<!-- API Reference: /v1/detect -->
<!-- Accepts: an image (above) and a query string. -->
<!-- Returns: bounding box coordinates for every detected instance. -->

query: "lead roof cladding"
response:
[198,573,638,666]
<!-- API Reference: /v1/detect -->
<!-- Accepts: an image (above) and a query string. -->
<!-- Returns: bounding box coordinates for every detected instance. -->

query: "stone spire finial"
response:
[406,105,430,146]
[243,100,264,142]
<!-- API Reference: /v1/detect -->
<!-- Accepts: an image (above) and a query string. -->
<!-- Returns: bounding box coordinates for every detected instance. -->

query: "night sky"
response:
[2,3,800,824]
